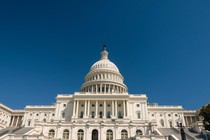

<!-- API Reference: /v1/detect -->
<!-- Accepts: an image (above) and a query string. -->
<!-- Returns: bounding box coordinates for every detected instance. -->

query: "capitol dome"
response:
[80,45,128,94]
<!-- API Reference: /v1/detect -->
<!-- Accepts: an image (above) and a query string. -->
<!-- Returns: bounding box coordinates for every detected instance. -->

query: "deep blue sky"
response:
[0,0,210,110]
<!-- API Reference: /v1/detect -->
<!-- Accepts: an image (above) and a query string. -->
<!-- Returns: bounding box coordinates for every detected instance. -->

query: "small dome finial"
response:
[103,43,106,50]
[101,44,108,59]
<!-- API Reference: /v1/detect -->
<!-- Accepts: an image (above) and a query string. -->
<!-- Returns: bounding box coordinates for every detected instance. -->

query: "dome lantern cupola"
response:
[100,44,108,59]
[80,45,128,94]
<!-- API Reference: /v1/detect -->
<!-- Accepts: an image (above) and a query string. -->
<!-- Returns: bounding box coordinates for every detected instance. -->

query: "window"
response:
[81,104,84,107]
[48,129,55,138]
[137,112,141,119]
[107,104,110,107]
[28,120,31,126]
[91,111,95,118]
[99,111,103,118]
[136,104,140,107]
[92,104,95,107]
[45,114,47,116]
[151,114,154,117]
[107,111,111,118]
[36,114,39,116]
[136,129,142,136]
[121,129,128,139]
[175,114,178,117]
[80,111,84,118]
[160,119,164,127]
[118,104,121,107]
[77,129,84,140]
[118,111,123,118]
[168,114,171,117]
[52,114,55,116]
[30,114,32,116]
[63,129,69,139]
[160,114,162,117]
[62,112,65,118]
[106,129,113,140]
[169,121,173,127]
[100,104,103,107]
[63,104,66,107]
[43,118,46,122]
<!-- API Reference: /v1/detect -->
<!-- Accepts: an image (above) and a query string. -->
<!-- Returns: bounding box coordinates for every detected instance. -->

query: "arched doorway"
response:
[92,129,98,140]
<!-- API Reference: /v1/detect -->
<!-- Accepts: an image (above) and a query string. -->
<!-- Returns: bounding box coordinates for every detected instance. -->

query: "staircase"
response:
[0,127,33,138]
[158,128,196,140]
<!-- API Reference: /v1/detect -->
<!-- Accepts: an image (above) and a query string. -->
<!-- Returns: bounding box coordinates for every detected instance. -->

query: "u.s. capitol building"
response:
[0,46,202,140]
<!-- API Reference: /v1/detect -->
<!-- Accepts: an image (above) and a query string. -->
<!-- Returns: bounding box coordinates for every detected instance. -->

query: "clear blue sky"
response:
[0,0,210,110]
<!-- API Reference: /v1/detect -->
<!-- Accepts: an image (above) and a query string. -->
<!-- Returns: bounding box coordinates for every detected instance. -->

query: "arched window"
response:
[136,129,142,136]
[160,119,164,127]
[43,118,46,122]
[48,129,55,138]
[106,129,113,140]
[63,129,69,139]
[121,129,128,139]
[107,111,111,118]
[77,129,84,140]
[80,111,84,118]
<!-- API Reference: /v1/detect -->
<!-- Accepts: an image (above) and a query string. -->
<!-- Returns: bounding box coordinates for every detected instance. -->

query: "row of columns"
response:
[86,73,122,83]
[10,116,23,127]
[81,84,126,93]
[73,100,129,119]
[184,116,197,127]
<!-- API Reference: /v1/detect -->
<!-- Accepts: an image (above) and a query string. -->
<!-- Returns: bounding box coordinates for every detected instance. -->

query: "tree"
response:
[199,103,210,130]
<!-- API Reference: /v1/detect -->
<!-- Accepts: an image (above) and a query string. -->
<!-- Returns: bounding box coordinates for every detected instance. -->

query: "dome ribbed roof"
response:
[80,45,128,94]
[90,59,119,72]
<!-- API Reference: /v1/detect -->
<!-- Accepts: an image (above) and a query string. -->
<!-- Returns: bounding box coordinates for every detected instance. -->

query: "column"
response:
[11,116,15,126]
[84,101,87,117]
[96,85,98,93]
[100,84,102,93]
[22,113,27,126]
[95,100,98,118]
[87,100,90,118]
[92,86,93,92]
[57,102,61,120]
[73,101,76,117]
[76,101,79,118]
[112,101,114,118]
[141,103,145,119]
[15,116,19,127]
[123,101,126,117]
[126,101,130,118]
[185,117,188,127]
[115,101,118,117]
[103,100,106,118]
[104,84,106,93]
[190,116,193,124]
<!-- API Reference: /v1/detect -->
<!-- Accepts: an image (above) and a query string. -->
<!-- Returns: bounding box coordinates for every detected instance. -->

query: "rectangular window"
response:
[137,104,140,107]
[137,113,141,119]
[28,120,31,126]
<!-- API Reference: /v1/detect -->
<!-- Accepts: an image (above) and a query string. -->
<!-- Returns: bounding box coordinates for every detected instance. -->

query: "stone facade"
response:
[0,46,198,140]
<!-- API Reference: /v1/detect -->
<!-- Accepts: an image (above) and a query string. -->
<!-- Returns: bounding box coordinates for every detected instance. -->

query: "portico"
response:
[72,98,129,120]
